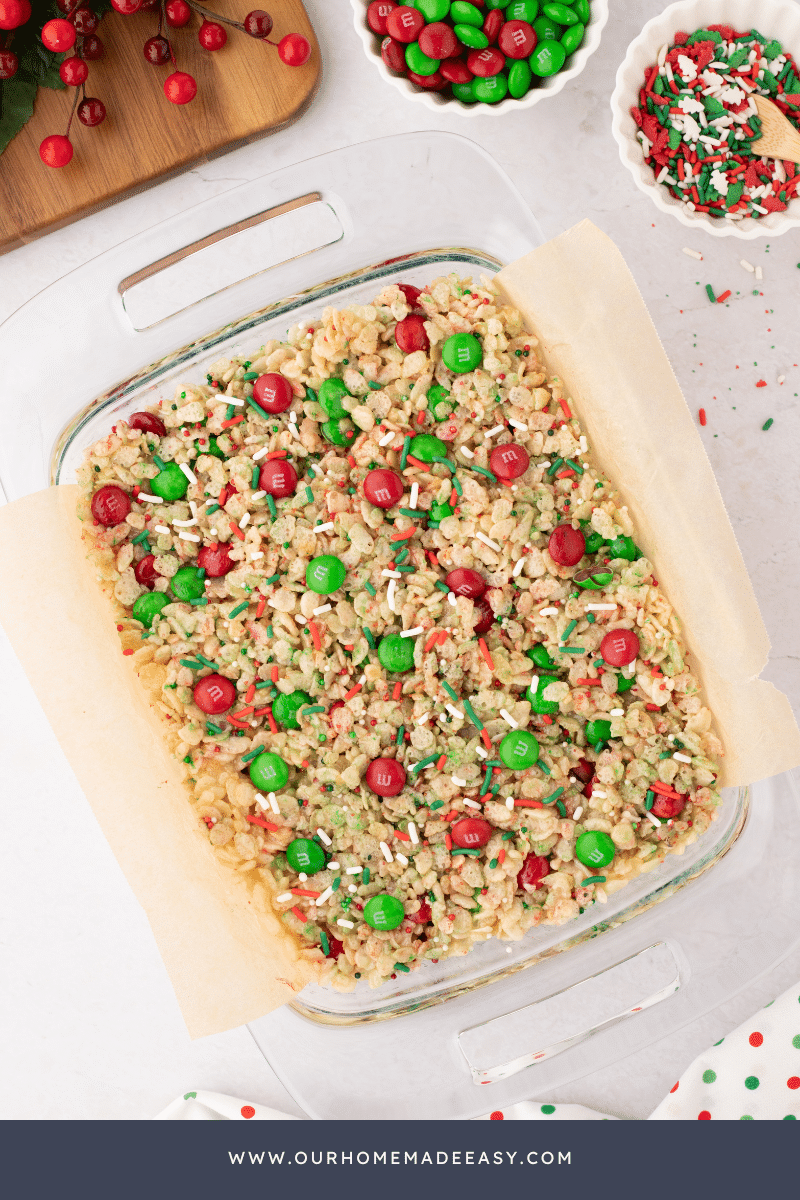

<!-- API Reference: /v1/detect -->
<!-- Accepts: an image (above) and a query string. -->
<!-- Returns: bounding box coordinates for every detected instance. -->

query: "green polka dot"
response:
[713,1038,725,1046]
[744,1076,760,1090]
[784,1115,797,1120]
[702,1069,717,1084]
[541,1104,555,1114]
[740,1114,753,1120]
[792,1035,800,1049]
[184,1092,197,1099]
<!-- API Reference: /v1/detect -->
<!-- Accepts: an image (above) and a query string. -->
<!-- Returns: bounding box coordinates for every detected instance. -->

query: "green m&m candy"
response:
[363,893,405,931]
[427,383,453,421]
[575,830,615,869]
[204,435,225,460]
[406,42,440,75]
[430,501,454,521]
[527,675,560,714]
[306,554,346,595]
[249,750,289,791]
[561,21,585,54]
[318,378,350,419]
[442,332,482,373]
[415,0,450,20]
[473,73,508,103]
[132,590,170,628]
[506,0,539,19]
[273,689,312,730]
[573,565,614,590]
[451,0,483,24]
[607,535,638,561]
[585,717,612,745]
[409,433,447,462]
[508,59,533,97]
[571,0,590,19]
[528,643,558,670]
[151,461,188,502]
[543,1,579,23]
[454,24,488,48]
[530,38,566,74]
[583,530,606,554]
[321,417,355,446]
[452,81,477,102]
[286,837,326,874]
[499,729,540,769]
[378,633,416,673]
[171,565,205,602]
[534,13,562,38]
[616,672,636,693]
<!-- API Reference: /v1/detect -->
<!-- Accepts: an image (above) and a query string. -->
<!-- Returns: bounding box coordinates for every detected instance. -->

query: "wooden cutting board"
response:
[0,1,320,254]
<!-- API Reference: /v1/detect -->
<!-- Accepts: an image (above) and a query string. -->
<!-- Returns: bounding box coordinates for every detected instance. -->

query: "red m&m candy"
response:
[467,47,505,76]
[419,21,458,59]
[91,485,131,527]
[197,542,234,577]
[517,853,550,891]
[600,629,640,667]
[413,900,432,924]
[365,757,406,797]
[324,933,345,960]
[398,283,424,311]
[489,443,530,480]
[451,817,492,849]
[364,468,403,509]
[259,458,298,498]
[381,35,406,71]
[473,595,495,635]
[193,673,236,714]
[483,8,504,42]
[367,0,396,34]
[548,524,586,566]
[134,554,158,587]
[445,567,486,598]
[129,411,167,437]
[573,757,595,785]
[651,792,686,819]
[395,314,429,353]
[408,70,447,89]
[440,57,473,83]
[498,19,536,58]
[385,5,423,42]
[252,372,293,413]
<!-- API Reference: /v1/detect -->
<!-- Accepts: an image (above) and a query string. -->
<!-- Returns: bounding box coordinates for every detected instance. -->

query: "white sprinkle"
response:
[252,446,269,461]
[179,463,197,485]
[416,713,430,725]
[316,828,332,846]
[740,259,755,273]
[378,430,395,446]
[311,463,324,475]
[313,521,335,533]
[379,841,394,863]
[755,265,763,281]
[538,606,559,616]
[408,821,419,845]
[348,884,357,893]
[579,436,588,454]
[298,873,307,882]
[249,551,264,560]
[358,674,366,686]
[682,247,703,260]
[476,745,488,759]
[484,425,504,439]
[382,569,402,579]
[476,532,501,552]
[459,445,475,458]
[295,614,307,625]
[446,704,464,719]
[137,492,162,503]
[400,626,423,638]
[673,752,692,763]
[327,861,340,870]
[387,578,398,613]
[505,796,515,810]
[500,708,518,729]
[592,789,607,799]
[609,708,624,717]
[447,590,457,607]
[337,918,355,929]
[224,396,244,406]
[209,529,218,536]
[395,852,409,866]
[178,531,200,542]
[251,490,266,501]
[313,603,332,615]
[154,525,171,535]
[289,411,297,424]
[238,512,250,529]
[573,806,583,822]
[512,557,526,577]
[645,811,662,829]
[778,375,785,385]
[586,603,617,610]
[463,799,481,810]
[173,516,198,527]
[409,482,419,509]
[315,886,333,906]
[276,892,293,903]
[657,165,670,183]
[342,868,361,879]
[508,419,528,431]
[268,792,279,814]
[451,774,467,786]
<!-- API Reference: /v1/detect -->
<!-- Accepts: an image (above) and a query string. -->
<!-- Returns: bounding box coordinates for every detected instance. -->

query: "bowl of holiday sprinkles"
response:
[352,0,609,114]
[610,0,800,237]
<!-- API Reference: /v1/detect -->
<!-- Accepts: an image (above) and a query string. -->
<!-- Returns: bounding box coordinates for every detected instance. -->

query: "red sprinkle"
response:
[390,526,416,542]
[477,638,495,671]
[716,290,731,304]
[265,450,288,460]
[245,684,256,703]
[405,455,428,470]
[480,728,493,752]
[123,648,134,656]
[308,620,322,651]
[291,906,308,922]
[246,814,280,831]
[445,833,453,851]
[392,682,402,701]
[436,754,447,770]
[756,379,767,387]
[229,521,246,541]
[699,408,707,426]
[255,596,266,619]
[497,849,505,865]
[424,630,440,653]
[645,703,661,711]
[290,887,321,898]
[558,398,572,421]
[574,678,602,687]
[221,415,245,429]
[514,799,544,808]
[416,411,425,424]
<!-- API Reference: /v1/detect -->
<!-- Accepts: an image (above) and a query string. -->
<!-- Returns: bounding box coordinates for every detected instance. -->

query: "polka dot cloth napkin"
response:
[157,983,800,1121]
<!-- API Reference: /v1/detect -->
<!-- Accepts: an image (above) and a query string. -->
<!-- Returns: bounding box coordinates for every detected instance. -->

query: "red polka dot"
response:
[490,1111,504,1120]
[698,1110,711,1120]
[749,1032,764,1047]
[670,1081,679,1093]
[788,1077,800,1090]
[241,1105,256,1118]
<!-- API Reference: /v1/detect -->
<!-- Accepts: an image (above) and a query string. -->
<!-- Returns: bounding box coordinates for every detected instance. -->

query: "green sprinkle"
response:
[562,619,577,641]
[319,930,330,956]
[241,745,266,764]
[541,787,565,805]
[255,680,272,689]
[305,486,314,503]
[705,284,716,303]
[501,831,514,841]
[267,625,274,637]
[400,436,411,470]
[247,398,272,422]
[364,627,376,648]
[645,791,655,810]
[180,658,206,670]
[429,800,444,810]
[452,475,463,497]
[302,706,326,715]
[132,529,151,544]
[332,876,341,891]
[190,597,208,606]
[659,751,672,760]
[205,502,220,515]
[242,371,259,381]
[489,858,498,869]
[251,466,260,489]
[762,418,774,431]
[442,681,459,702]
[183,755,193,764]
[434,581,450,594]
[206,721,223,735]
[398,508,424,518]
[582,876,605,885]
[362,867,370,885]
[368,381,382,390]
[228,601,249,619]
[459,698,482,731]
[263,574,280,585]
[480,768,492,797]
[411,755,438,773]
[565,459,584,474]
[395,548,409,564]
[431,456,453,473]
[195,654,219,670]
[555,800,566,817]
[394,962,410,973]
[395,564,415,573]
[267,495,277,519]
[586,613,596,624]
[152,455,166,471]
[468,464,497,483]
[538,760,552,777]
[395,724,405,744]
[547,457,564,476]
[561,647,586,654]
[226,404,236,421]
[454,847,483,856]
[364,582,377,597]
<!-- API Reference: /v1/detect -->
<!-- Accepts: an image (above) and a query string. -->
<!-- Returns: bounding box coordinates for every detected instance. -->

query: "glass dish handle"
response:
[457,941,682,1085]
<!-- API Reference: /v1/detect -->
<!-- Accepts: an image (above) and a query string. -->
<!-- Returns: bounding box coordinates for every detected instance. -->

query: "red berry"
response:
[164,70,197,104]
[363,468,403,510]
[193,674,236,715]
[144,35,171,64]
[381,35,405,72]
[407,69,447,89]
[517,853,549,891]
[573,757,594,785]
[110,0,141,12]
[81,34,104,59]
[498,19,536,59]
[197,543,234,578]
[385,5,423,43]
[439,57,472,84]
[366,1,396,35]
[41,18,76,52]
[129,411,166,436]
[489,442,529,480]
[600,629,640,668]
[277,33,311,66]
[365,757,406,797]
[73,6,98,34]
[467,46,505,77]
[164,0,191,27]
[243,8,273,37]
[413,900,432,925]
[39,133,73,168]
[445,568,486,599]
[59,56,89,85]
[0,49,18,78]
[138,0,162,9]
[252,372,293,413]
[91,484,131,526]
[134,554,158,588]
[324,933,344,959]
[651,793,686,819]
[259,458,298,499]
[451,817,492,849]
[548,523,585,566]
[473,595,494,635]
[0,0,30,30]
[56,0,79,11]
[199,20,226,51]
[398,283,423,311]
[394,314,429,353]
[482,8,504,43]
[418,21,458,60]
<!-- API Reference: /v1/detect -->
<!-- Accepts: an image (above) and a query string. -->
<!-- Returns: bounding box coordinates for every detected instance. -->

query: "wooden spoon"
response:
[752,95,800,162]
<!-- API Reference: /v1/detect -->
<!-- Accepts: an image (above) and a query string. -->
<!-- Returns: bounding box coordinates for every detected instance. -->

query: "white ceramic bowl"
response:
[610,0,800,239]
[350,0,609,116]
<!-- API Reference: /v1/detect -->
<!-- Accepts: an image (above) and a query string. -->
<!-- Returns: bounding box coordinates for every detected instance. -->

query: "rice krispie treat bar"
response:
[79,274,723,990]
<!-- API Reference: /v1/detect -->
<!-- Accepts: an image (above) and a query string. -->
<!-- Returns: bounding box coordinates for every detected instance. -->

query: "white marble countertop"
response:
[1,0,798,1120]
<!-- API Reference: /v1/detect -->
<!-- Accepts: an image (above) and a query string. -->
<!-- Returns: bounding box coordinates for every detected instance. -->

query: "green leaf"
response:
[19,44,66,89]
[0,76,38,157]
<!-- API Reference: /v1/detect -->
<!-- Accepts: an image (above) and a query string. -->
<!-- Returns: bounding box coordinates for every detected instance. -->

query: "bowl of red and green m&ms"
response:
[352,0,609,112]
